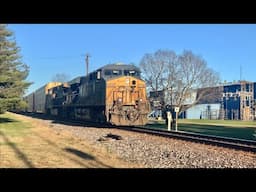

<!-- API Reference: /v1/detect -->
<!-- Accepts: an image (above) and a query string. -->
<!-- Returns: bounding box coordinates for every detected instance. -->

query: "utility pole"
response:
[85,53,90,76]
[170,86,173,129]
[240,64,242,82]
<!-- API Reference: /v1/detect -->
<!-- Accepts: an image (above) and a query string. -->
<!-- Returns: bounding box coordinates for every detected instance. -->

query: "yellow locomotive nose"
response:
[106,76,150,126]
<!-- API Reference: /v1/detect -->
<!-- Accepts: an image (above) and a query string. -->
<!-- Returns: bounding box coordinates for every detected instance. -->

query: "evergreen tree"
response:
[0,24,31,113]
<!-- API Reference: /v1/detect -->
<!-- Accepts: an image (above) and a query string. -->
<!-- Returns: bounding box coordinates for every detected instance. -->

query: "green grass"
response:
[0,113,31,137]
[178,119,256,127]
[147,119,256,141]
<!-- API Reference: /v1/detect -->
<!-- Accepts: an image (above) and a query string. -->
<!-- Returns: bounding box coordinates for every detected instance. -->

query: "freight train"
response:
[24,63,150,126]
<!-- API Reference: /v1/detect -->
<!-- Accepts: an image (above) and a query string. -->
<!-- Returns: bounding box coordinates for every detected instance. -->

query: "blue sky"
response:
[8,24,256,95]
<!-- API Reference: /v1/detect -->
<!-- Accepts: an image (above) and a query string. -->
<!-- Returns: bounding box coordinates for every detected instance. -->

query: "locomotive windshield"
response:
[103,69,140,78]
[104,69,122,76]
[124,70,140,77]
[100,64,141,80]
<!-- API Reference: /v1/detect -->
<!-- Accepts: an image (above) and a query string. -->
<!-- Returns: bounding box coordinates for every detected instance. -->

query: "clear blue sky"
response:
[8,24,256,95]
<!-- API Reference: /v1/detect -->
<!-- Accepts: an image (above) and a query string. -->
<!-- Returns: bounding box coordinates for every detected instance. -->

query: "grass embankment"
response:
[148,119,256,140]
[0,112,140,168]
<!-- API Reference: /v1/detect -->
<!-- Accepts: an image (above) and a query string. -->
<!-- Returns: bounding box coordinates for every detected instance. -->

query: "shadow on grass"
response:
[32,131,112,168]
[65,147,94,160]
[0,130,34,168]
[64,147,112,168]
[0,117,18,123]
[31,132,91,167]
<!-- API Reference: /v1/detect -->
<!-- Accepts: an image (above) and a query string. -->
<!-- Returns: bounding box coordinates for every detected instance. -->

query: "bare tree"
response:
[140,49,177,94]
[140,49,220,114]
[51,73,70,83]
[172,50,220,114]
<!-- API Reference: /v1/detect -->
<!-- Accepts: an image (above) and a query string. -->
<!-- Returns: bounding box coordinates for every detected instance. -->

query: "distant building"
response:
[148,81,256,120]
[185,103,221,120]
[190,81,255,120]
[221,81,255,120]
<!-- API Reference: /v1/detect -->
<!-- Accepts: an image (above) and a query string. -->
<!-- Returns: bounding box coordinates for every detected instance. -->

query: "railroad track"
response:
[118,126,256,153]
[15,112,256,153]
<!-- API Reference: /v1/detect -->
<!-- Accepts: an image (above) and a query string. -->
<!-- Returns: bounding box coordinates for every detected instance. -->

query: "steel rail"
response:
[118,126,256,153]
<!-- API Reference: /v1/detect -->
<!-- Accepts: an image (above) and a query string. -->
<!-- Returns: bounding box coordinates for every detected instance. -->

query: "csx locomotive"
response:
[24,63,150,126]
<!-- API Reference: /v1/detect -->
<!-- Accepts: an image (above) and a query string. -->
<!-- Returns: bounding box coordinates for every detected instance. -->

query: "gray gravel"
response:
[45,121,256,168]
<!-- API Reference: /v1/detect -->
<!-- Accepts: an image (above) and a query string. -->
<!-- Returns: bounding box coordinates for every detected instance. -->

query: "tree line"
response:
[0,24,31,113]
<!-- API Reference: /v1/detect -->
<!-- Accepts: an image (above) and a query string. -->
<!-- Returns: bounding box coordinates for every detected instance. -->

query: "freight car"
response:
[25,63,150,126]
[24,82,62,113]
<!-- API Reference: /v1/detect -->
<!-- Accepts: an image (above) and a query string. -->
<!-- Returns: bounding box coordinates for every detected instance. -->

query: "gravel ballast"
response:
[45,121,256,168]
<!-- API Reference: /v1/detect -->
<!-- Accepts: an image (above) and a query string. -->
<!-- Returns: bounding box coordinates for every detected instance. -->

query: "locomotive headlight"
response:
[139,98,143,102]
[118,98,122,103]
